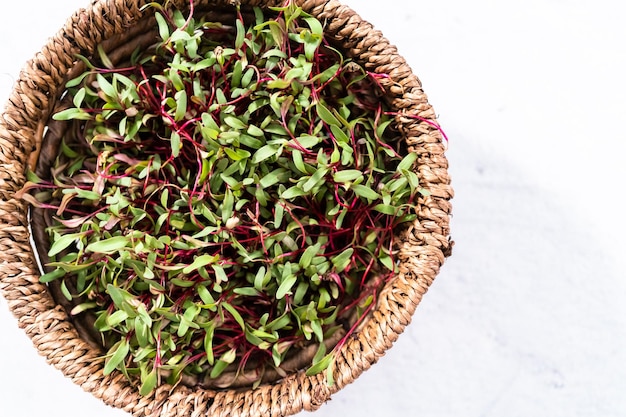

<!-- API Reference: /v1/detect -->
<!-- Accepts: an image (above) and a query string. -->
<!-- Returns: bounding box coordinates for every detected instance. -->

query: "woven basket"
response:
[0,0,453,416]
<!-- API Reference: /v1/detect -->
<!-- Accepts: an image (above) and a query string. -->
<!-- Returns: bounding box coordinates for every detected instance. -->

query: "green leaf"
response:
[233,287,259,296]
[332,169,363,183]
[306,351,334,376]
[326,359,335,386]
[197,285,215,305]
[303,33,321,61]
[291,149,308,174]
[380,254,396,272]
[281,186,307,199]
[254,266,267,291]
[202,112,220,131]
[175,90,187,121]
[312,341,326,365]
[310,319,324,342]
[331,248,353,272]
[376,119,393,140]
[276,275,297,299]
[373,203,398,215]
[313,63,340,84]
[170,278,196,288]
[133,317,150,347]
[302,167,329,193]
[216,88,227,104]
[291,135,320,149]
[155,12,170,41]
[274,203,284,228]
[247,124,264,137]
[239,134,263,149]
[97,44,114,69]
[266,314,292,332]
[212,264,228,283]
[171,131,181,158]
[106,284,133,309]
[300,17,323,61]
[160,188,169,208]
[224,147,251,161]
[73,88,86,108]
[388,177,408,193]
[330,125,349,143]
[70,302,97,316]
[222,302,245,331]
[235,18,246,50]
[194,56,217,71]
[242,67,255,87]
[139,368,158,396]
[397,152,418,172]
[232,60,244,88]
[221,189,234,222]
[182,254,219,274]
[104,339,129,375]
[204,323,216,364]
[86,236,128,253]
[402,169,421,190]
[71,188,101,200]
[65,71,91,88]
[224,115,246,130]
[137,304,153,328]
[352,184,380,200]
[266,78,291,90]
[210,348,237,378]
[299,243,321,269]
[192,225,218,239]
[48,232,82,257]
[304,17,324,37]
[183,304,200,323]
[252,144,280,164]
[106,310,129,327]
[97,73,117,99]
[39,268,65,284]
[260,168,287,189]
[60,279,72,301]
[52,108,92,121]
[247,97,269,114]
[316,102,341,127]
[220,173,239,188]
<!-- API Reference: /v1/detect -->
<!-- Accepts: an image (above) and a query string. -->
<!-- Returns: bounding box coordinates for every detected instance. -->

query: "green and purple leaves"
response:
[25,0,424,396]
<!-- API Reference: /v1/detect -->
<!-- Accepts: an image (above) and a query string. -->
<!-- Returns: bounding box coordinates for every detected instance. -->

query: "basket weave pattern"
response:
[0,0,453,416]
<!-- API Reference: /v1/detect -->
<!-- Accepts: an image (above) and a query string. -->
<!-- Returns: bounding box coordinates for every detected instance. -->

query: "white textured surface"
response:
[2,1,626,416]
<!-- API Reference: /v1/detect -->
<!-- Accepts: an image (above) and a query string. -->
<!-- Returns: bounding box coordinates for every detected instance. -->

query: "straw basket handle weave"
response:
[0,1,453,416]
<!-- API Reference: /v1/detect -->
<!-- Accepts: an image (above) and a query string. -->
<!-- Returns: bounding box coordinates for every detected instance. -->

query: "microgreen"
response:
[22,1,426,394]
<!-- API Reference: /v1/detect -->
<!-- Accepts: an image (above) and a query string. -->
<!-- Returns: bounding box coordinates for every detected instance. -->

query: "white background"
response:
[2,1,626,416]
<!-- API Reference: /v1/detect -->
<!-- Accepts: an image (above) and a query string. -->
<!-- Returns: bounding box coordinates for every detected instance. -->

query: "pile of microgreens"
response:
[21,1,427,394]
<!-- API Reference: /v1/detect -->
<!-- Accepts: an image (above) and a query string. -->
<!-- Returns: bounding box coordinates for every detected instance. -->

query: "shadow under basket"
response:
[0,0,453,416]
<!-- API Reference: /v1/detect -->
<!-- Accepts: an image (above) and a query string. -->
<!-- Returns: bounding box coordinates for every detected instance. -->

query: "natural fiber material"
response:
[0,0,453,416]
